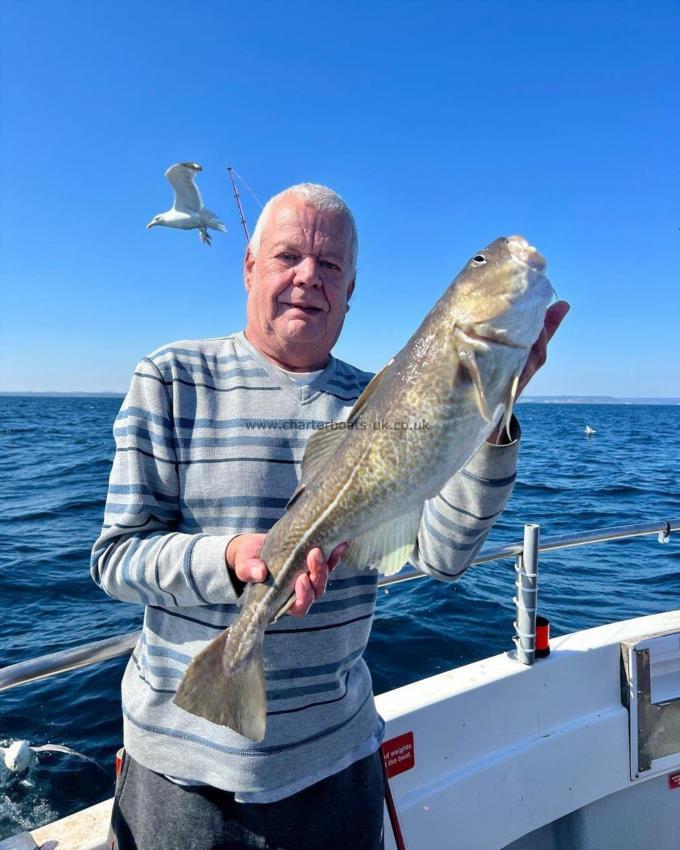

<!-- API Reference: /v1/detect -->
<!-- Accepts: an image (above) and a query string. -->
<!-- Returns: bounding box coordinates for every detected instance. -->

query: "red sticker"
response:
[668,771,680,790]
[381,731,415,778]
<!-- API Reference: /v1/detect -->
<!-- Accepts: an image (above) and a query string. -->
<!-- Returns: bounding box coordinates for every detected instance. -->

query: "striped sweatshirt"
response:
[91,331,519,803]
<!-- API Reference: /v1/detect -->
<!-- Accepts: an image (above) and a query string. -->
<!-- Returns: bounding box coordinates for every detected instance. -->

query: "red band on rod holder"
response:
[535,615,550,658]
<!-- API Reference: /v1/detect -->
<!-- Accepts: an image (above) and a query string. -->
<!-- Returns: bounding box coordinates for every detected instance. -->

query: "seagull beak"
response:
[146,221,156,229]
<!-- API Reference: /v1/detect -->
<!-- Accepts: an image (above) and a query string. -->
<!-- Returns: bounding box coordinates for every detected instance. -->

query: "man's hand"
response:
[516,300,570,398]
[225,533,348,617]
[486,300,570,444]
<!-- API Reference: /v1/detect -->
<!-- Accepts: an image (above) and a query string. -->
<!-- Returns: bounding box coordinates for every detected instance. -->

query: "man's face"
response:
[244,195,355,368]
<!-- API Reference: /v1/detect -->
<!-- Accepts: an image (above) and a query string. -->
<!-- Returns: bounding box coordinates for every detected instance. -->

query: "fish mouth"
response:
[507,236,546,272]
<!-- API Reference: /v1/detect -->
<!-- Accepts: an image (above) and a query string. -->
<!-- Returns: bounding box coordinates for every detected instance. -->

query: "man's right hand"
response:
[226,533,269,583]
[225,533,347,617]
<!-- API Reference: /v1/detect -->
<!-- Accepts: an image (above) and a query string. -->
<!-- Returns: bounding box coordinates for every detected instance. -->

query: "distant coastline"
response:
[0,391,125,398]
[1,392,679,405]
[519,396,680,405]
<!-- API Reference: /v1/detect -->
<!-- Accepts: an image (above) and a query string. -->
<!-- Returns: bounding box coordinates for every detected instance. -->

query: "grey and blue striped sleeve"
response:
[410,419,520,580]
[90,358,239,607]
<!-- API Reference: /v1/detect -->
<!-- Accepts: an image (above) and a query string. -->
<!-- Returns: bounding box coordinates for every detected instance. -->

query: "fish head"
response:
[451,235,553,349]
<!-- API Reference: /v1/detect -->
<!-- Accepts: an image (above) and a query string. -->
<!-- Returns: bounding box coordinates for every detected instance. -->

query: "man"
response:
[92,183,568,849]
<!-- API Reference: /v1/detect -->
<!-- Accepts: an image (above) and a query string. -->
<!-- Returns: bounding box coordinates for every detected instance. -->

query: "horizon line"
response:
[1,391,679,403]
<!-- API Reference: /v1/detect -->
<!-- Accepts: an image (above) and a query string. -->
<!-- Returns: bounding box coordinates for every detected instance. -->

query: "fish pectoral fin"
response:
[454,337,492,423]
[503,374,520,440]
[343,506,423,576]
[174,629,267,742]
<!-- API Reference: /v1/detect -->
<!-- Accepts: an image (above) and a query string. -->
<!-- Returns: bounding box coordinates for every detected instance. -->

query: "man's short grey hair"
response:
[250,183,358,273]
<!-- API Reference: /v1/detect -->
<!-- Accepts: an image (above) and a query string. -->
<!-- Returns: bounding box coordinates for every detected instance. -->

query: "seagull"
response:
[1,740,108,776]
[147,162,227,245]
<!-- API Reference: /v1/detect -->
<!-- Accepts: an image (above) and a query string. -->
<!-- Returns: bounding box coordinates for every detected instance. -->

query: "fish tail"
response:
[173,628,267,742]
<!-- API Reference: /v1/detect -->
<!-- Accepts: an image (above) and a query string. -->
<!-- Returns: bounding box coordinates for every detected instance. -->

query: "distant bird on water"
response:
[147,162,226,245]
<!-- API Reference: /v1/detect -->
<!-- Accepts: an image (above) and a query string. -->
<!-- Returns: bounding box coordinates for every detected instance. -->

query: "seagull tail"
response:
[204,210,227,232]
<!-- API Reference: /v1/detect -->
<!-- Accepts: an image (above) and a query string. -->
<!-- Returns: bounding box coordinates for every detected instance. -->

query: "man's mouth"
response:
[282,302,324,315]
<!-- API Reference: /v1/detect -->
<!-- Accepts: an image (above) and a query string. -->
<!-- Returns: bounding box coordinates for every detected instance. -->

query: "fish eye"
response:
[471,254,487,266]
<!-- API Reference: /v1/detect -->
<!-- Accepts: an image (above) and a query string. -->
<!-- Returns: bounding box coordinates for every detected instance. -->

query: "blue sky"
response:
[1,0,678,395]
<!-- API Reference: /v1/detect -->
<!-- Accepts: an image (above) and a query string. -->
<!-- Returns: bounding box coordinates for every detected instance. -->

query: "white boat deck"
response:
[378,609,680,849]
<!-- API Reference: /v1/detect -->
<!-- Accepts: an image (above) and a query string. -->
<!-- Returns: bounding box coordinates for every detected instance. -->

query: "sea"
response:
[0,396,679,839]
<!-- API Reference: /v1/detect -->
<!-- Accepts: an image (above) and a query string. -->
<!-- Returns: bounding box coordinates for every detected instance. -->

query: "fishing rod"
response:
[227,166,251,246]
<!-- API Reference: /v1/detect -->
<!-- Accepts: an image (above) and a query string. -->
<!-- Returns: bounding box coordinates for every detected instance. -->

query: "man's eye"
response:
[320,260,341,271]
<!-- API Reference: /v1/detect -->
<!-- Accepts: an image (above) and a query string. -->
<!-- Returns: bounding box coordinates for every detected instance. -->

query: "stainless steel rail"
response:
[378,517,679,585]
[1,517,677,693]
[0,632,140,692]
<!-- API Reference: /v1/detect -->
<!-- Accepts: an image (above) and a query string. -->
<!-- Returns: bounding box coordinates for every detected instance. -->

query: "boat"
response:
[1,518,678,850]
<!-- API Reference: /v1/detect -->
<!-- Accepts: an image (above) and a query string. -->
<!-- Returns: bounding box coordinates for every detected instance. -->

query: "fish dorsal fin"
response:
[285,484,305,510]
[285,427,339,508]
[298,424,346,485]
[343,505,423,576]
[347,360,392,426]
[293,362,392,493]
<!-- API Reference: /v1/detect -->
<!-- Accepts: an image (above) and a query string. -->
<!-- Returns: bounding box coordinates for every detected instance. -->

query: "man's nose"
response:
[293,256,321,286]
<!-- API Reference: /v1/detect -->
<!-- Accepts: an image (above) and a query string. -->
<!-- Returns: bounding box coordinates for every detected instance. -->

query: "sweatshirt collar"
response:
[233,331,339,403]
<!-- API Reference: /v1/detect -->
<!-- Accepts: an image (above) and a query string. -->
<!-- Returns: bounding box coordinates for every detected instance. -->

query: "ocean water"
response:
[0,396,678,839]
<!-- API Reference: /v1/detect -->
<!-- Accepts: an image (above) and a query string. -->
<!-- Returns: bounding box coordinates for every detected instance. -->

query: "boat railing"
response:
[1,518,677,692]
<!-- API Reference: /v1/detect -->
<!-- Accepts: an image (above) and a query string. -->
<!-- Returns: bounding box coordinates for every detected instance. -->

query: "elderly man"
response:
[92,183,568,850]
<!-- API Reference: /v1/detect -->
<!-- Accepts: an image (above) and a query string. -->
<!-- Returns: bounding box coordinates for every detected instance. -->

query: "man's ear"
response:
[244,247,255,292]
[346,277,356,304]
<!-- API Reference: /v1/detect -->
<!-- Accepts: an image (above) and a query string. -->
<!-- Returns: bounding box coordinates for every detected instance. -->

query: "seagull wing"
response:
[164,162,204,213]
[32,744,97,764]
[32,743,110,775]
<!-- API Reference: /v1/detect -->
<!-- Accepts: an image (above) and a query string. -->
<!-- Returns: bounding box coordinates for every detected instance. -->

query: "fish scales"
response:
[174,235,554,741]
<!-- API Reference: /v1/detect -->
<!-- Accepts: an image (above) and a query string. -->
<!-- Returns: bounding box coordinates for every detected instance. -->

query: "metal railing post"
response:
[513,523,540,665]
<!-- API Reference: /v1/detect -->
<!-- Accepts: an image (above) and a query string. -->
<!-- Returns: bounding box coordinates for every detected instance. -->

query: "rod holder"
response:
[513,523,540,665]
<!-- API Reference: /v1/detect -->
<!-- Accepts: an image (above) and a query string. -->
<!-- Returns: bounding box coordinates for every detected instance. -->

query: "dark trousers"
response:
[110,750,386,850]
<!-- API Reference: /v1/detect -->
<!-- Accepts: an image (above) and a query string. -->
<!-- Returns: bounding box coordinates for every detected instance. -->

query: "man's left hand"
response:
[516,300,570,398]
[486,300,570,444]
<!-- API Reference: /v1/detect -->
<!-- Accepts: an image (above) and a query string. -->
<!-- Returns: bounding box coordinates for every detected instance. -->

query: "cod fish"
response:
[174,235,554,741]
